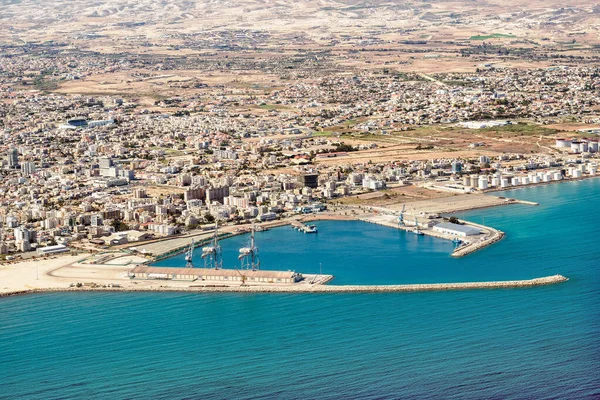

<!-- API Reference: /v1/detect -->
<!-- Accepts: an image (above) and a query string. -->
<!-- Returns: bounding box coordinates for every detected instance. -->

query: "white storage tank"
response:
[573,169,582,178]
[500,178,510,188]
[531,175,540,184]
[553,172,562,180]
[543,173,552,182]
[580,142,589,153]
[588,141,599,152]
[463,176,471,187]
[571,142,582,153]
[521,177,529,185]
[491,177,500,187]
[478,176,489,190]
[512,177,520,186]
[555,138,572,148]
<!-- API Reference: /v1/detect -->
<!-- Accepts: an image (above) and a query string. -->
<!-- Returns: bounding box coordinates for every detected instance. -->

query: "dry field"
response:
[333,185,452,208]
[317,123,562,165]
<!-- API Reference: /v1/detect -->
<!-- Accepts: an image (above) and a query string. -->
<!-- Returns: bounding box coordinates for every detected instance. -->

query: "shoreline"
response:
[2,178,588,298]
[0,275,568,298]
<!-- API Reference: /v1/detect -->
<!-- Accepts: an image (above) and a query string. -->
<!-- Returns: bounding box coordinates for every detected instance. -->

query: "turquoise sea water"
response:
[2,179,600,399]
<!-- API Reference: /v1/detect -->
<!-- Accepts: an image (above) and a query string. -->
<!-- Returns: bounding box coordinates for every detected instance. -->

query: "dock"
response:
[290,221,318,233]
[361,213,504,257]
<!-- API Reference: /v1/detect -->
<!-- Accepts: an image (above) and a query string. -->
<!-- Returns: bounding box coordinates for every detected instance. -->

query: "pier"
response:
[290,221,318,233]
[362,213,504,257]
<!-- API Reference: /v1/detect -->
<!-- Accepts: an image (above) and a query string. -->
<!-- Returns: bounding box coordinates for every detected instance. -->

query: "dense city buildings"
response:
[1,0,600,259]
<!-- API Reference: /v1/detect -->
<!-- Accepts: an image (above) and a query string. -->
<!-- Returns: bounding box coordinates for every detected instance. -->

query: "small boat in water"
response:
[304,225,318,234]
[412,216,424,235]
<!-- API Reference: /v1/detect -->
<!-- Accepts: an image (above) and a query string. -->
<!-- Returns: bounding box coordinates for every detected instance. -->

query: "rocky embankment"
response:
[0,275,568,297]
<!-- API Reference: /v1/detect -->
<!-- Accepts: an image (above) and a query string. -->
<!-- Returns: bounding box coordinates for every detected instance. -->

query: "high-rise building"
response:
[14,227,30,242]
[91,214,103,227]
[206,186,230,204]
[184,187,205,202]
[99,157,113,170]
[296,173,318,189]
[7,148,18,169]
[133,188,147,199]
[451,161,462,174]
[21,162,35,176]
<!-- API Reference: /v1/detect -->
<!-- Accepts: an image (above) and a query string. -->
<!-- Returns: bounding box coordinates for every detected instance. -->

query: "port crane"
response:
[184,239,195,268]
[201,223,222,269]
[398,204,406,226]
[239,225,260,271]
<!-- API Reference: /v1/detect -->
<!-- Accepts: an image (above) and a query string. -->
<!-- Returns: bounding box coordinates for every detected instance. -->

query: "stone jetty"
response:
[0,275,568,297]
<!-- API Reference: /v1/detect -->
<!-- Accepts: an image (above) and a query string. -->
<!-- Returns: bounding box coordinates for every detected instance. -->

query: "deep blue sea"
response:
[2,179,600,399]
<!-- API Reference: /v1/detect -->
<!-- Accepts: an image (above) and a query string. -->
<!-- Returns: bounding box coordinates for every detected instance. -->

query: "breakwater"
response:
[451,220,505,257]
[0,275,568,297]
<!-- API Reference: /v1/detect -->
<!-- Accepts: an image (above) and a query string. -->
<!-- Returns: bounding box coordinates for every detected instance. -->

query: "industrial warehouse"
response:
[129,265,304,284]
[433,222,481,237]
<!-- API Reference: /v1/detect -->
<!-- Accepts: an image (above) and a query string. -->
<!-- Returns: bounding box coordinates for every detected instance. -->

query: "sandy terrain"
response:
[383,193,513,214]
[0,255,91,294]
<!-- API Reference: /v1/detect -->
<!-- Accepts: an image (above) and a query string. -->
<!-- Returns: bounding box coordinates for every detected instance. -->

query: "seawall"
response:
[0,275,568,297]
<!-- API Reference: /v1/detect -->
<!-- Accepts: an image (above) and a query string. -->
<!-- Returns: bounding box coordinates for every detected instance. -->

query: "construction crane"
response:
[239,225,260,271]
[184,239,195,268]
[201,222,222,269]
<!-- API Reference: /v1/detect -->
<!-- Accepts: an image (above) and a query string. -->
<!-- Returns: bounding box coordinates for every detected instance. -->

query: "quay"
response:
[361,213,504,257]
[150,232,233,262]
[0,275,568,297]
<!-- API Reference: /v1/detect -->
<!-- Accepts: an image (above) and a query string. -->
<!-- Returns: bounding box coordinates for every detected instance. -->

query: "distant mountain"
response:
[0,0,597,44]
